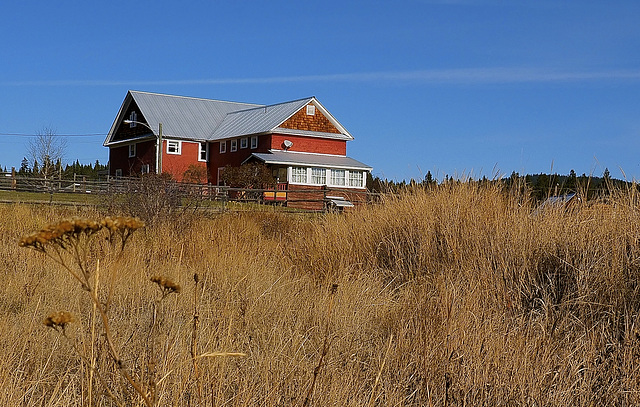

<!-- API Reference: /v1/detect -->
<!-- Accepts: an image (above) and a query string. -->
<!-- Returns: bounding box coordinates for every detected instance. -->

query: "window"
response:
[115,169,123,177]
[330,169,346,186]
[240,138,248,149]
[250,136,258,149]
[128,143,136,158]
[199,142,209,162]
[219,141,226,154]
[349,171,363,187]
[129,111,137,127]
[311,168,326,185]
[167,140,181,155]
[292,167,307,183]
[230,139,237,152]
[306,105,316,115]
[141,164,150,174]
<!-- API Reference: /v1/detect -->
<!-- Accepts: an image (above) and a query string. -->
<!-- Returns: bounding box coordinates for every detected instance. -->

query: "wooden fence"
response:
[0,173,378,211]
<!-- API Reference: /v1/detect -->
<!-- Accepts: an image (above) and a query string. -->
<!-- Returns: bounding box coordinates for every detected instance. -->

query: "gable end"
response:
[280,104,342,134]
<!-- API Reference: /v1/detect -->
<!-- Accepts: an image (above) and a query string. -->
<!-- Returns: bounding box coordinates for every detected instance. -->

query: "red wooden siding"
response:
[109,139,156,176]
[269,134,346,155]
[161,140,206,182]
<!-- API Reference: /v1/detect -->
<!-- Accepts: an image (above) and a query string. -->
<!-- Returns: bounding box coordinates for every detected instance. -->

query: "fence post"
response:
[11,167,16,190]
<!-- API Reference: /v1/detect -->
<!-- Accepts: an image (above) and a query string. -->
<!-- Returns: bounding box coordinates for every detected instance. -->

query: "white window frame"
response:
[141,164,150,174]
[291,166,307,183]
[219,141,227,154]
[250,136,258,149]
[348,171,364,188]
[128,143,136,158]
[230,139,237,152]
[199,142,209,162]
[330,169,346,186]
[115,169,123,177]
[240,138,248,149]
[311,167,326,185]
[129,111,137,128]
[306,105,316,115]
[166,140,182,155]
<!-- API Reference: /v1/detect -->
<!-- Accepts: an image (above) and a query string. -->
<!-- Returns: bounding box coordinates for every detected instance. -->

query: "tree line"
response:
[15,157,108,180]
[367,168,623,202]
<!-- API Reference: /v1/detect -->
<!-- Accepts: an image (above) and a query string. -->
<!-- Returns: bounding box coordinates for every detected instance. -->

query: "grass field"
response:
[3,182,640,406]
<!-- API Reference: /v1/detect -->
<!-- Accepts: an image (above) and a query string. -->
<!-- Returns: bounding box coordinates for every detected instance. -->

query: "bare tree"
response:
[28,127,67,178]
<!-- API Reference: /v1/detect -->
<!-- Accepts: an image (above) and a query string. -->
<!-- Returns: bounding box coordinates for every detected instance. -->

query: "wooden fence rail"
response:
[0,173,379,211]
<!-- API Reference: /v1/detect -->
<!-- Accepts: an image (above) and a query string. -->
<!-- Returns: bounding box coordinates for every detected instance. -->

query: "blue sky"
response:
[2,0,639,181]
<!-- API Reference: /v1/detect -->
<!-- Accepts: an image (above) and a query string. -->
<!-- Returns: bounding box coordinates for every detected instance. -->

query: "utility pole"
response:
[157,122,163,175]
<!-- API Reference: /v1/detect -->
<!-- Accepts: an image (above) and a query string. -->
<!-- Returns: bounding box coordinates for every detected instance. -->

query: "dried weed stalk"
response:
[19,216,179,407]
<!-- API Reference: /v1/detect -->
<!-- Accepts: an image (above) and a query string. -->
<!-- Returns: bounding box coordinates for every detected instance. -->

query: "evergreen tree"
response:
[424,171,435,187]
[19,157,29,174]
[565,169,577,192]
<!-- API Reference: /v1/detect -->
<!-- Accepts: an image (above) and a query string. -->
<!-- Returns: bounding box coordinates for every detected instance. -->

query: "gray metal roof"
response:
[105,91,354,145]
[130,91,261,140]
[210,97,352,141]
[248,151,372,171]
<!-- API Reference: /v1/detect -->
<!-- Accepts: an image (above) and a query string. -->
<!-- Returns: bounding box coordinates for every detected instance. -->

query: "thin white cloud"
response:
[2,68,640,87]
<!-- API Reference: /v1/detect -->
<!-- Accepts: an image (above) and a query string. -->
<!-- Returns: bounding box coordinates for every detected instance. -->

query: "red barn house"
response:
[104,91,372,209]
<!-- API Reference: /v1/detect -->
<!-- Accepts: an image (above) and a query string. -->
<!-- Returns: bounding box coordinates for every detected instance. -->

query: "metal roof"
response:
[105,91,354,145]
[130,91,261,140]
[210,97,353,141]
[248,151,373,171]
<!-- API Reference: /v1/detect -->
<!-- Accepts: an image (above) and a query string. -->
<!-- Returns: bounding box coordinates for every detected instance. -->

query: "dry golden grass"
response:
[2,183,640,405]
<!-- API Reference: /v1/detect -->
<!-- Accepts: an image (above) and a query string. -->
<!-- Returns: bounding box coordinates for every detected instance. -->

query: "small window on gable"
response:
[220,141,227,154]
[167,140,181,155]
[306,105,316,115]
[199,142,209,162]
[128,143,136,158]
[250,136,258,149]
[240,138,248,149]
[129,111,137,127]
[231,139,237,152]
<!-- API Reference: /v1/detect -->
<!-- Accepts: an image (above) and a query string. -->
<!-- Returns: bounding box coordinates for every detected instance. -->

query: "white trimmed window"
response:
[292,166,307,183]
[311,168,326,185]
[306,105,316,115]
[330,169,346,186]
[349,171,363,188]
[231,139,237,152]
[128,143,136,158]
[219,141,226,154]
[141,164,150,174]
[250,136,258,149]
[199,142,209,162]
[129,111,137,127]
[240,138,248,149]
[167,140,181,155]
[115,169,123,177]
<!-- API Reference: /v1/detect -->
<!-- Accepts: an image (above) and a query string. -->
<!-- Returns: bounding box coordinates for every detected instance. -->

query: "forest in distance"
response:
[368,168,623,201]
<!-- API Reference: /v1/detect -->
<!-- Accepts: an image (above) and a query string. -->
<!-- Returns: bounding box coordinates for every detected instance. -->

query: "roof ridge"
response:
[226,96,314,115]
[128,90,264,107]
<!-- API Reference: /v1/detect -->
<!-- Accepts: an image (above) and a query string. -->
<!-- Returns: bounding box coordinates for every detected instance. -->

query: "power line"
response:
[0,133,106,137]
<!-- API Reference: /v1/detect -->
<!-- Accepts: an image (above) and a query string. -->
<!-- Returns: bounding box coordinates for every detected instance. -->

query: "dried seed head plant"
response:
[150,275,182,297]
[43,311,75,332]
[19,216,154,406]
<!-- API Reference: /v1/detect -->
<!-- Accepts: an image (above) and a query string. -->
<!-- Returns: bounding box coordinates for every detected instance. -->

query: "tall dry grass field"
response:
[2,183,640,405]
